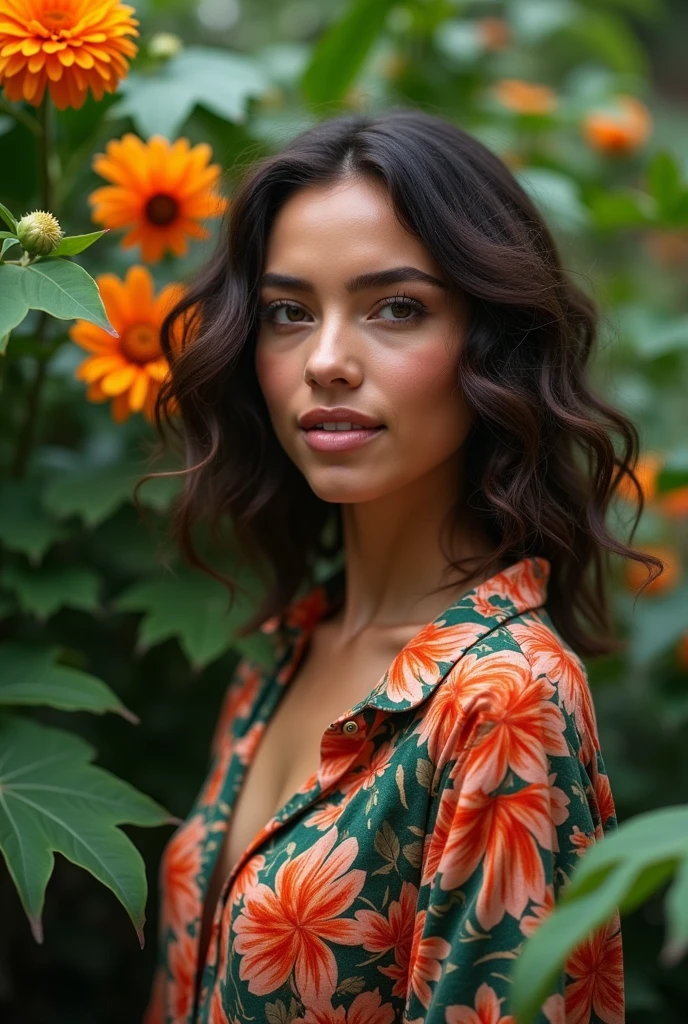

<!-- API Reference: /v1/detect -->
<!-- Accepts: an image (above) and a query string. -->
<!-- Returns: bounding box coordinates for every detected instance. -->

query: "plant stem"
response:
[0,96,41,137]
[10,93,54,479]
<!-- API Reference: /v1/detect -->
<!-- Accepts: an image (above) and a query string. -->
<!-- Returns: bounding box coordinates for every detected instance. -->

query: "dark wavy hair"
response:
[139,107,663,658]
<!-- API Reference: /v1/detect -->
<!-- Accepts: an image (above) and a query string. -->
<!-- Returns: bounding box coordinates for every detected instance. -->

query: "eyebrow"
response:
[260,265,449,294]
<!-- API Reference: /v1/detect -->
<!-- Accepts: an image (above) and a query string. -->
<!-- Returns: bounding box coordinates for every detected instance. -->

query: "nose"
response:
[303,315,362,388]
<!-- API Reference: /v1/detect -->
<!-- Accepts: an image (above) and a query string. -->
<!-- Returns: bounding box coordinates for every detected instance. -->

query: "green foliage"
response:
[0,716,173,945]
[512,806,688,1023]
[1,0,687,1019]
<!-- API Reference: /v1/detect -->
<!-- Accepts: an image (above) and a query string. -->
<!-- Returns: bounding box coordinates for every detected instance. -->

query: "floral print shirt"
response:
[143,556,624,1024]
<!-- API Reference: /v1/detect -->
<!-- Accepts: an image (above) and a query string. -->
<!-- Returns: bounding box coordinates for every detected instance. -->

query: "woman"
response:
[142,108,660,1024]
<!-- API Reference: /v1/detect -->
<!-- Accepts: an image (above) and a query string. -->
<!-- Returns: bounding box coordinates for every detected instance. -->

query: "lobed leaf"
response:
[0,716,174,944]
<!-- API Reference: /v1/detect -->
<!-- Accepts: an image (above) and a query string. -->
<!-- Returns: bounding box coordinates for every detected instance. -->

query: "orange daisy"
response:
[493,78,557,116]
[88,133,229,263]
[69,264,184,423]
[0,0,139,110]
[581,95,652,157]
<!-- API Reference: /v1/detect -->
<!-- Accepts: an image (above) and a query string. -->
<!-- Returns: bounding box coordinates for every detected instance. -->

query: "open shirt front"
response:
[144,555,623,1024]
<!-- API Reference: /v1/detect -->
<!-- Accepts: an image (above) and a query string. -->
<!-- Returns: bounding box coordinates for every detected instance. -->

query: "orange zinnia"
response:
[89,133,229,263]
[493,78,557,115]
[0,0,139,110]
[69,264,184,423]
[581,95,652,156]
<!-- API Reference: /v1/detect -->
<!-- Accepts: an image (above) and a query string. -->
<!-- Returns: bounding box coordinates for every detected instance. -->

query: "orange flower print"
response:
[200,744,232,808]
[232,827,365,1002]
[142,966,165,1024]
[447,652,569,793]
[438,782,555,929]
[471,558,550,619]
[510,619,599,764]
[230,853,266,904]
[386,620,485,704]
[319,727,371,789]
[210,663,262,757]
[593,772,616,831]
[543,994,565,1023]
[519,884,554,938]
[570,825,594,856]
[302,987,396,1024]
[356,879,417,956]
[339,739,396,800]
[405,908,451,1009]
[564,917,624,1024]
[445,982,515,1023]
[234,721,265,767]
[305,802,345,831]
[168,929,196,1023]
[160,813,204,933]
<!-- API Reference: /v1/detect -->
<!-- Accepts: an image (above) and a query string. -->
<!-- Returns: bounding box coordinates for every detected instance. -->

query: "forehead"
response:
[262,176,439,276]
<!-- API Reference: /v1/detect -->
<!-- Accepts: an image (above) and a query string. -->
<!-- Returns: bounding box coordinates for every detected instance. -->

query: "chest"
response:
[221,625,409,879]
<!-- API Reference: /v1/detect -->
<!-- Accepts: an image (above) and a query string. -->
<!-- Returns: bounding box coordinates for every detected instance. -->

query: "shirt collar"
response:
[260,555,550,714]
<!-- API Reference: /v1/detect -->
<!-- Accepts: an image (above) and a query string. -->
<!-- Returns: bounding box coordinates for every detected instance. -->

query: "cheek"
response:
[386,341,462,420]
[254,345,295,419]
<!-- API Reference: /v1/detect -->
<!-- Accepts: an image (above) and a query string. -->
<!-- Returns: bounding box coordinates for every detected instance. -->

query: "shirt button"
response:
[343,720,359,735]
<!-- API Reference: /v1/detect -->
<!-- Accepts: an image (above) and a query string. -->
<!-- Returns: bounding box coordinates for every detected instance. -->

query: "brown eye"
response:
[257,301,310,325]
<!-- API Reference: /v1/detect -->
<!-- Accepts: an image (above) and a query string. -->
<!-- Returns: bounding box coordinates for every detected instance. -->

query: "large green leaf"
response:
[516,169,589,233]
[301,0,398,107]
[113,569,259,670]
[0,259,117,342]
[511,805,688,1022]
[44,462,183,527]
[0,643,136,722]
[107,46,269,137]
[0,481,68,563]
[624,583,688,665]
[1,564,101,620]
[0,716,174,944]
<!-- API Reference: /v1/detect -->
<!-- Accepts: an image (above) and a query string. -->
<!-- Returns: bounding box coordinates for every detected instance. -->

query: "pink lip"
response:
[301,426,386,452]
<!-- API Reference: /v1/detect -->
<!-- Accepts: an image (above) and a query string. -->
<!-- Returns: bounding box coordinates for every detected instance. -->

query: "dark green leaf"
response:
[0,564,101,620]
[0,643,136,721]
[0,200,17,232]
[0,260,117,341]
[108,47,269,137]
[301,0,398,107]
[0,716,173,944]
[0,481,68,563]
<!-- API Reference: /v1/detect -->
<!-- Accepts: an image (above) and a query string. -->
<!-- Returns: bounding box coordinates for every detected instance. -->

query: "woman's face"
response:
[254,175,472,505]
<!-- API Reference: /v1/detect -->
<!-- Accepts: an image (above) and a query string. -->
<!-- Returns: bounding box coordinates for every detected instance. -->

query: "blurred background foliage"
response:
[1,0,688,1021]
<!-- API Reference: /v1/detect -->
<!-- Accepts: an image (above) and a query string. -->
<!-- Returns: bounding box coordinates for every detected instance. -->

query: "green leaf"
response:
[566,10,648,74]
[0,200,17,232]
[515,168,589,232]
[0,481,68,563]
[656,445,688,493]
[0,715,173,944]
[511,805,688,1023]
[0,564,101,620]
[616,305,688,358]
[511,0,577,42]
[44,462,183,528]
[301,0,398,107]
[50,229,109,257]
[113,569,258,669]
[627,583,688,665]
[0,260,117,342]
[587,189,653,230]
[0,643,136,721]
[108,46,269,137]
[646,150,683,216]
[1,234,20,258]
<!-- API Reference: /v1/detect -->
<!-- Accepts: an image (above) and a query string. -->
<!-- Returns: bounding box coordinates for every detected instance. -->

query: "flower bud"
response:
[16,210,63,256]
[147,32,183,61]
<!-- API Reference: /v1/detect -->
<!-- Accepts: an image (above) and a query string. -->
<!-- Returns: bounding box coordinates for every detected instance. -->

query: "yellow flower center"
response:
[121,323,162,364]
[145,193,180,227]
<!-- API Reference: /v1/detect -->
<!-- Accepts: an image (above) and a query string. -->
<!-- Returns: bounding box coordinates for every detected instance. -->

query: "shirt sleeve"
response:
[402,641,624,1024]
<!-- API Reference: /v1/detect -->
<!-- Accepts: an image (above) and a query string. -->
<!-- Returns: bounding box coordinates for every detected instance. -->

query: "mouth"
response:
[300,424,386,452]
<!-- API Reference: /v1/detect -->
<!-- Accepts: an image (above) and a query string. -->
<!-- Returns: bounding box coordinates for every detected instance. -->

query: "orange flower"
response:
[616,450,661,504]
[232,826,366,1002]
[89,133,229,263]
[493,78,557,115]
[564,917,624,1024]
[478,17,510,52]
[69,264,184,423]
[625,545,681,596]
[0,0,138,110]
[446,982,516,1024]
[581,95,652,156]
[657,485,688,519]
